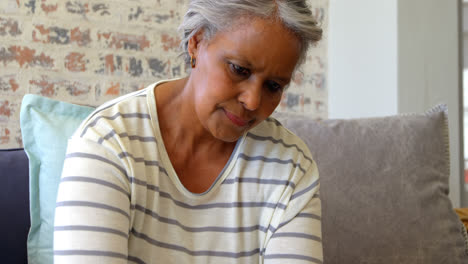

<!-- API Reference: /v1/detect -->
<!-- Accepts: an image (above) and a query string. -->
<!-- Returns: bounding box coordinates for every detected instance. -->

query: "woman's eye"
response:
[230,63,250,77]
[266,81,283,93]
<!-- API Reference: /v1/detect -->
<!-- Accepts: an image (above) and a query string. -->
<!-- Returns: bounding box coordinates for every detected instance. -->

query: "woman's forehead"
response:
[206,17,301,73]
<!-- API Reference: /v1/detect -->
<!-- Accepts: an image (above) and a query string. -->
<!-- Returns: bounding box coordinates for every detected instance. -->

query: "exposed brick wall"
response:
[0,0,328,149]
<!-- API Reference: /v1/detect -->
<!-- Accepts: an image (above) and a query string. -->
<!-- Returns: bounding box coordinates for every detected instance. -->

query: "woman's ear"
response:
[187,30,205,57]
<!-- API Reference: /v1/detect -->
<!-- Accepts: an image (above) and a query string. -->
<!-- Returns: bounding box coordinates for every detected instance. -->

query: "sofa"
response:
[2,95,468,263]
[1,148,30,264]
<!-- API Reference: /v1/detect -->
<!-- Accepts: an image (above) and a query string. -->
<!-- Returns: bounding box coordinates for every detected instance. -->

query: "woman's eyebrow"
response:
[222,49,253,64]
[275,74,291,81]
[226,55,254,68]
[223,51,292,82]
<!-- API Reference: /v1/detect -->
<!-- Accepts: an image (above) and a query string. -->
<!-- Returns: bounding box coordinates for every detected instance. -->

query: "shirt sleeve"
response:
[263,161,323,264]
[54,137,132,264]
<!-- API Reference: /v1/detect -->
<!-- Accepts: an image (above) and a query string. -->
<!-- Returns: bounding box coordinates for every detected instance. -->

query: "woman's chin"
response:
[209,126,245,143]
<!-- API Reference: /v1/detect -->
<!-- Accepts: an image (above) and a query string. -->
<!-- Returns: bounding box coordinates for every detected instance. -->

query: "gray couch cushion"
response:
[274,105,468,264]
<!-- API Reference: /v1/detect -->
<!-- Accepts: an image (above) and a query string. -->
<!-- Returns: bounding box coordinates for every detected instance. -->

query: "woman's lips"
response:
[223,109,249,127]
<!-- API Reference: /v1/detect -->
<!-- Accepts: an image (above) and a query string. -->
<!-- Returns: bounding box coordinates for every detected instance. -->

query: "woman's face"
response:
[189,17,301,142]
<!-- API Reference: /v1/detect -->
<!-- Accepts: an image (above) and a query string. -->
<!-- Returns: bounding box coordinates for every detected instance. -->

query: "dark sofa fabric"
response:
[0,148,30,264]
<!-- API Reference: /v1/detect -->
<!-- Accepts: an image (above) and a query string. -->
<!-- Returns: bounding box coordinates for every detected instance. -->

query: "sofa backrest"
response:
[274,106,468,264]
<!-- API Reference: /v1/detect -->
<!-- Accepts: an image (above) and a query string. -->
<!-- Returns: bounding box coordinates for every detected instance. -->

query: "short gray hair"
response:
[178,0,323,68]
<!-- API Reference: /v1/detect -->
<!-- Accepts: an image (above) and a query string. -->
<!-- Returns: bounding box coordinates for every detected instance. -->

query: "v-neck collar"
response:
[146,79,246,199]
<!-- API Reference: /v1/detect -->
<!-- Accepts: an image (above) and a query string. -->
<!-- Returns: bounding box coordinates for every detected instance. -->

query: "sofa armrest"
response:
[0,148,30,263]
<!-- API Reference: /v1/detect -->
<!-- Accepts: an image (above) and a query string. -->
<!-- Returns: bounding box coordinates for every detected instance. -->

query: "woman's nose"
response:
[238,81,262,111]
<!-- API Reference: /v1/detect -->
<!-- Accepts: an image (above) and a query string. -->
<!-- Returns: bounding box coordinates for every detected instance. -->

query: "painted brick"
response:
[147,57,167,77]
[0,46,15,65]
[95,81,122,104]
[65,52,87,72]
[33,24,91,47]
[32,24,50,43]
[71,1,185,26]
[95,54,123,75]
[0,0,329,149]
[314,100,325,112]
[70,27,91,47]
[0,99,20,131]
[52,1,146,26]
[33,24,69,44]
[97,31,150,51]
[94,81,121,105]
[0,124,21,147]
[64,81,92,97]
[15,126,22,146]
[160,33,181,52]
[88,1,187,26]
[285,93,300,109]
[95,54,184,79]
[49,26,70,44]
[29,77,58,97]
[0,0,21,14]
[312,56,326,70]
[68,1,115,23]
[105,81,120,96]
[172,63,185,77]
[0,127,11,144]
[40,0,59,14]
[310,73,326,90]
[95,54,152,78]
[279,93,288,110]
[29,75,92,98]
[292,72,304,86]
[65,1,89,15]
[128,82,146,92]
[95,80,146,103]
[25,0,37,14]
[129,57,143,77]
[127,6,143,21]
[91,3,110,16]
[0,17,22,37]
[0,45,54,68]
[147,58,185,78]
[277,92,315,113]
[0,100,12,122]
[0,75,20,93]
[127,8,182,25]
[153,0,189,12]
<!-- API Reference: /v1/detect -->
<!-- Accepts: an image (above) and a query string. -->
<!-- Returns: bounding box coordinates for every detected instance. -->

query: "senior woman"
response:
[54,0,323,263]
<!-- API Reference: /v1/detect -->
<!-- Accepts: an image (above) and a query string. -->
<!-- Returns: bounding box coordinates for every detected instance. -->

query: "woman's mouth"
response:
[223,109,250,127]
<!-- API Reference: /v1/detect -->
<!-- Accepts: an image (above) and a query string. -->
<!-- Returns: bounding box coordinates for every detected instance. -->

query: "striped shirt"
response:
[54,80,323,264]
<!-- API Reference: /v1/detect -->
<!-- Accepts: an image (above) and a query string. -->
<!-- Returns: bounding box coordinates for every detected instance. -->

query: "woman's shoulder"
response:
[245,116,314,165]
[72,85,154,144]
[91,87,151,119]
[250,116,310,147]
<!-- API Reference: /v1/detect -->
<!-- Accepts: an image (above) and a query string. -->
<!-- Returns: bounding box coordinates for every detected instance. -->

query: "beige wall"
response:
[398,0,463,207]
[328,0,398,119]
[329,0,463,206]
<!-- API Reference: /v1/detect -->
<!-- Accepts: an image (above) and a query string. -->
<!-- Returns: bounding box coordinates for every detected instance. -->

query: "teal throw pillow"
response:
[20,95,95,264]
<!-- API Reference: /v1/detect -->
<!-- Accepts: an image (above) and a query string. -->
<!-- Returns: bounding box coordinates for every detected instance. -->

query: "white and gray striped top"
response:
[54,80,323,264]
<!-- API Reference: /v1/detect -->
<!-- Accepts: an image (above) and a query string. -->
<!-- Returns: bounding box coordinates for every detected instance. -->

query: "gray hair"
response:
[178,0,323,69]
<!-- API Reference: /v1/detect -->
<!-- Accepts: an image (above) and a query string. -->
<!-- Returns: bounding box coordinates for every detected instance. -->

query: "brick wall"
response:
[0,0,328,149]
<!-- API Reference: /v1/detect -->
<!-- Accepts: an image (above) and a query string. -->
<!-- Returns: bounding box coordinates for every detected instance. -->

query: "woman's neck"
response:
[155,77,234,160]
